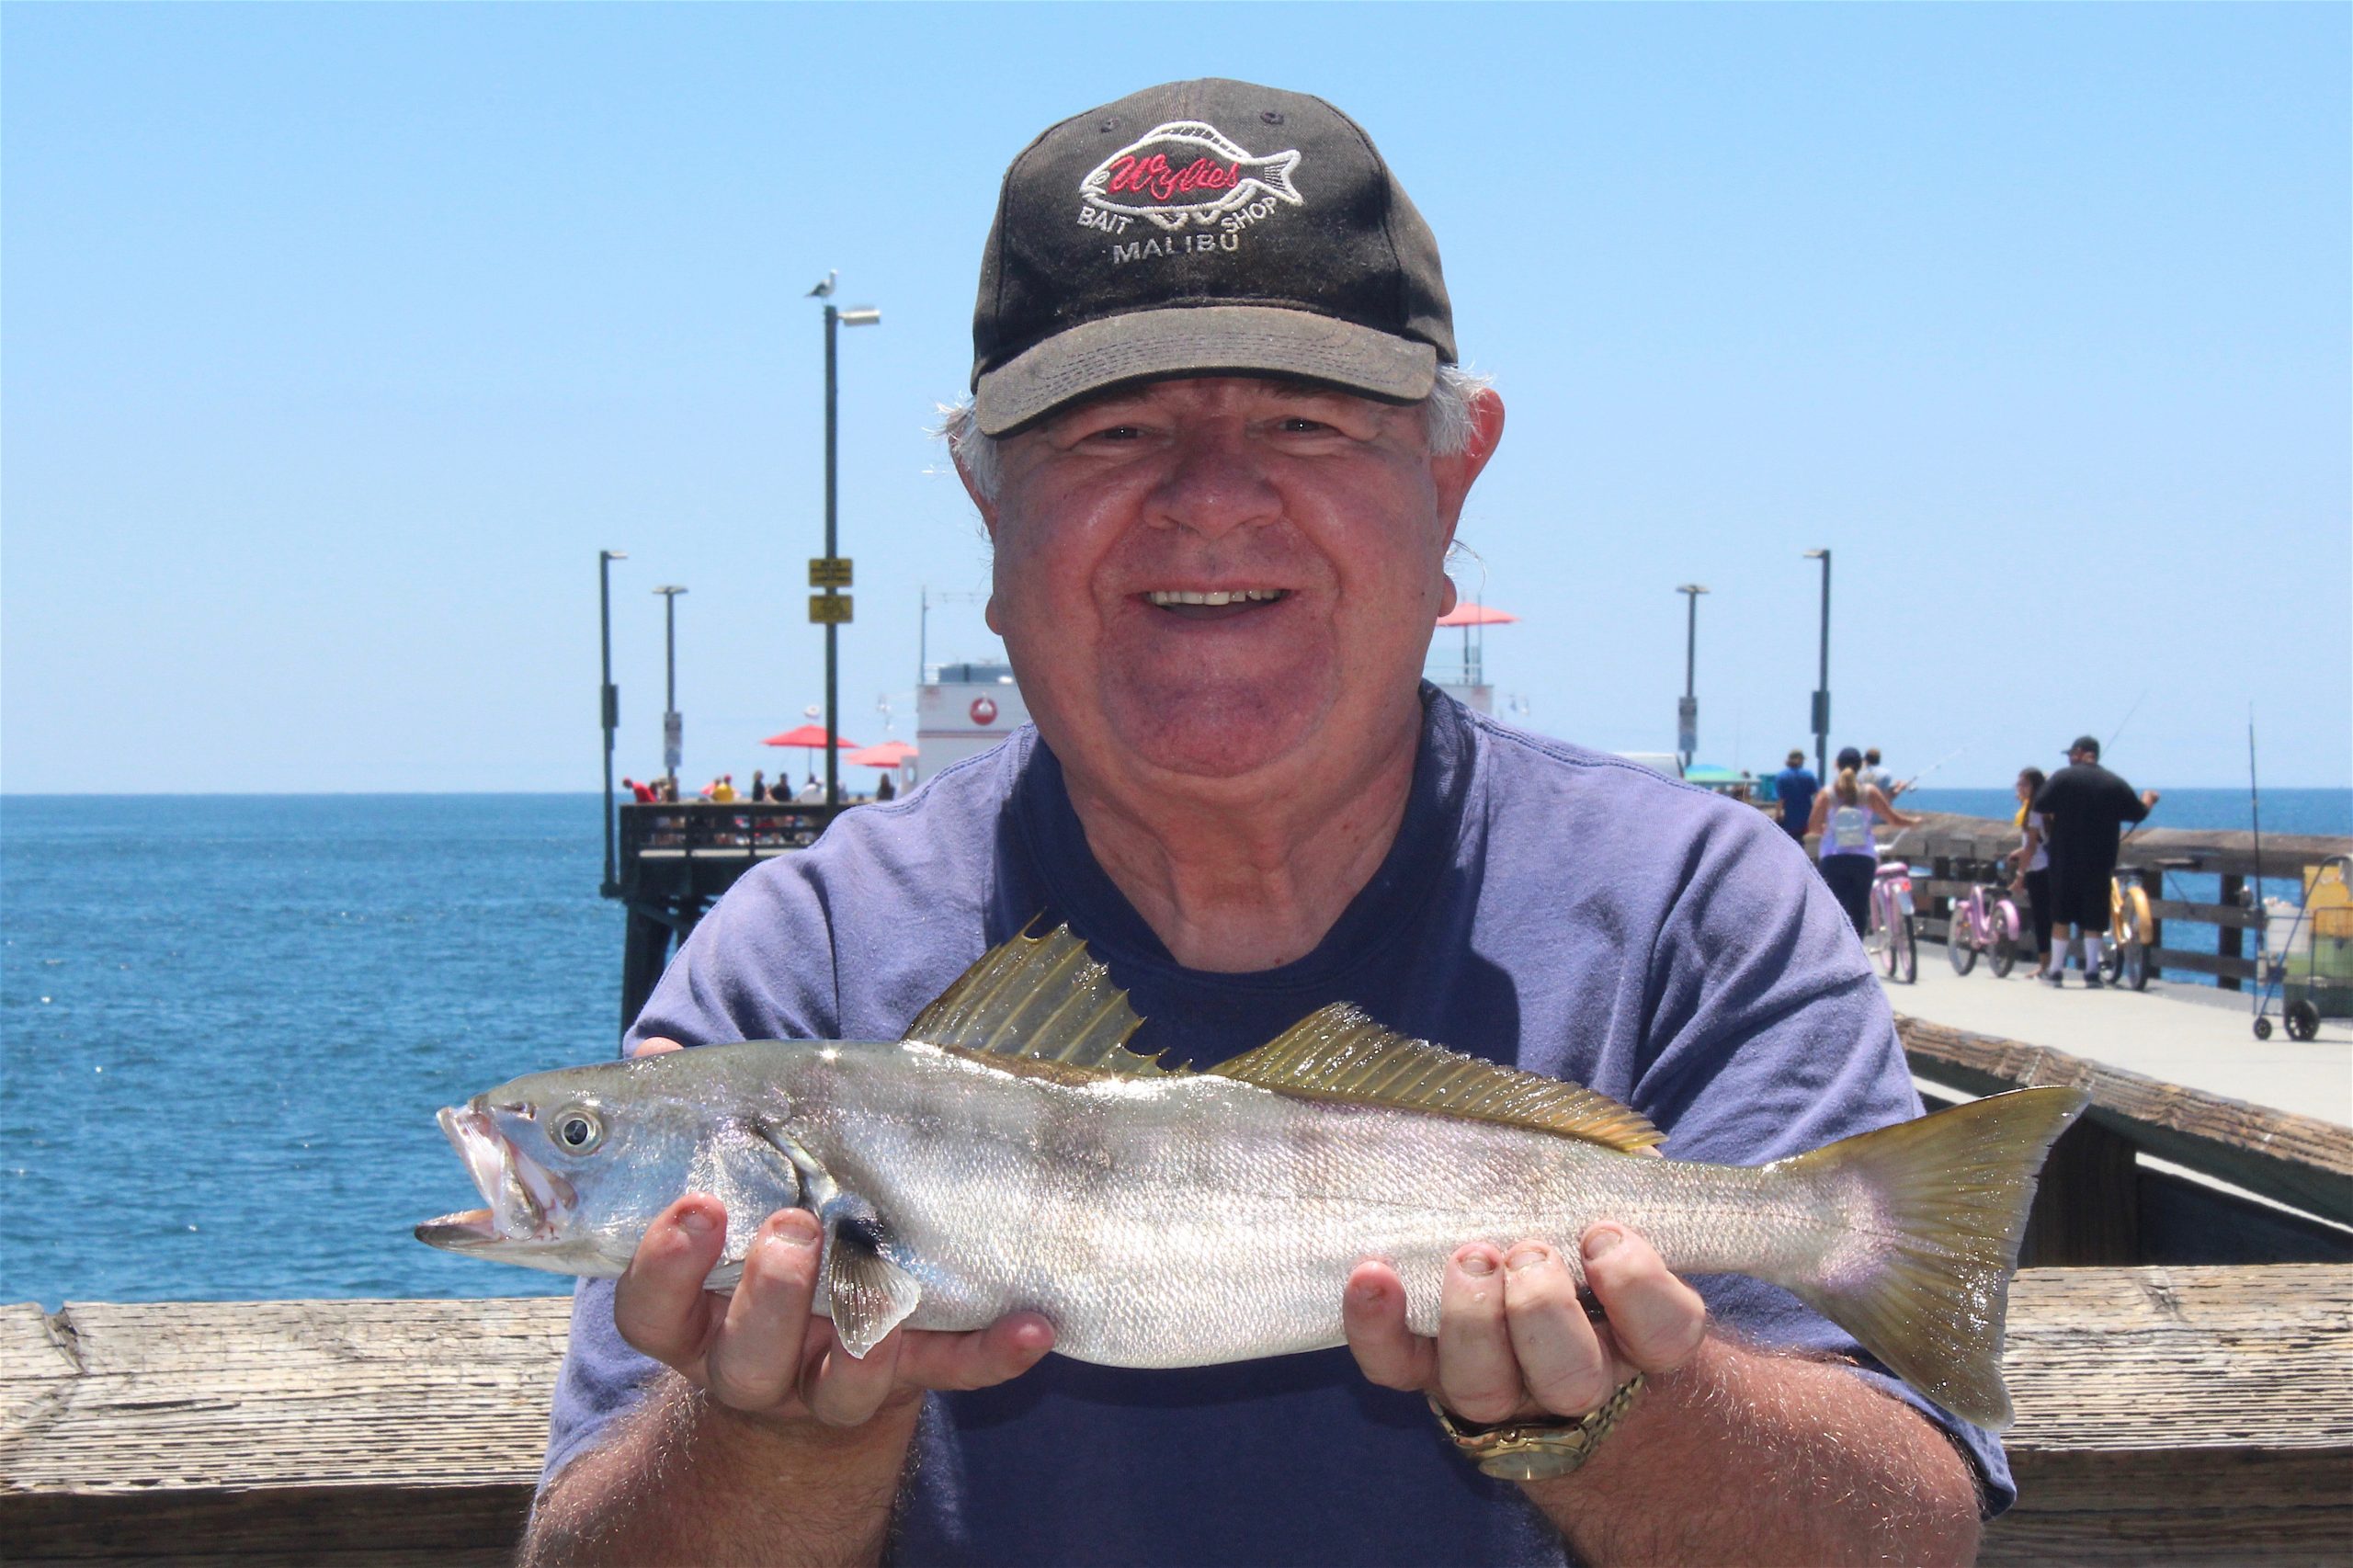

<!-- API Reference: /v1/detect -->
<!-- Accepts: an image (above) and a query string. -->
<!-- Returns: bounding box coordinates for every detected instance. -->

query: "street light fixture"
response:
[818,283,881,807]
[653,585,688,790]
[598,550,628,896]
[1802,550,1831,782]
[1675,584,1709,773]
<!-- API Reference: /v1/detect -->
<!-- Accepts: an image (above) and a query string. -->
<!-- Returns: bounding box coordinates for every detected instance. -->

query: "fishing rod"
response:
[1895,746,1965,794]
[2107,687,2150,753]
[2248,706,2265,907]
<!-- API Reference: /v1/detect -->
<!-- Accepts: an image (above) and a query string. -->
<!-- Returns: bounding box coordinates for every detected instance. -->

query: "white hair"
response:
[938,362,1495,501]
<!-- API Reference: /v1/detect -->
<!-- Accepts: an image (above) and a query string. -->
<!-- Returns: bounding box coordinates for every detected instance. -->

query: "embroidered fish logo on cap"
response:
[1080,120,1303,232]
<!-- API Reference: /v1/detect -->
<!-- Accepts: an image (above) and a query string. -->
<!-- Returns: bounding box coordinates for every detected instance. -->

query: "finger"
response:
[1502,1244,1615,1417]
[613,1195,729,1371]
[1435,1244,1523,1424]
[631,1036,684,1058]
[1582,1225,1708,1373]
[704,1210,823,1411]
[801,1320,910,1428]
[1343,1259,1435,1392]
[897,1312,1057,1392]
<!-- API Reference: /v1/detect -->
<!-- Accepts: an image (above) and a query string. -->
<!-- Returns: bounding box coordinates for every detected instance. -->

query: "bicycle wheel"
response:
[2099,940,2124,983]
[1893,914,1917,983]
[1948,908,1977,975]
[2286,999,2321,1041]
[2123,940,2151,992]
[1992,931,2018,979]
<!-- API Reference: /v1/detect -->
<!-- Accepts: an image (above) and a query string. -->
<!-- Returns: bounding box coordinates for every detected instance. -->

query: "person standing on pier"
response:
[1807,764,1923,935]
[2008,766,2054,971]
[1773,747,1818,839]
[2034,735,2159,986]
[523,78,1995,1568]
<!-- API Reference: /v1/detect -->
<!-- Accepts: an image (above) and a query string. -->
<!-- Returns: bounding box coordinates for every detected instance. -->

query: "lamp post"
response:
[1802,550,1831,781]
[819,290,881,806]
[653,585,687,791]
[598,549,628,896]
[1675,583,1708,773]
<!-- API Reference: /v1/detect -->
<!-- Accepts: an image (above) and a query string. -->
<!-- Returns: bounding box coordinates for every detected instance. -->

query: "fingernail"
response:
[1349,1278,1384,1307]
[1584,1227,1623,1261]
[1506,1246,1548,1273]
[1460,1250,1497,1277]
[773,1213,818,1248]
[677,1208,715,1236]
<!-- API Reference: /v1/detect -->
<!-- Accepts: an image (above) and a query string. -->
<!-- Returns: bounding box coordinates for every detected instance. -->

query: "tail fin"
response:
[1778,1086,2088,1430]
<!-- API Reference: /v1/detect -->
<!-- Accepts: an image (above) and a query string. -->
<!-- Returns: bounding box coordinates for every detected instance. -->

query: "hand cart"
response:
[2250,854,2353,1041]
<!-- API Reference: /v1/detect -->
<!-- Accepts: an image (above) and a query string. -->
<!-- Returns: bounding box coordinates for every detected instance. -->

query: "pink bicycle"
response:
[1946,877,2024,978]
[1865,854,1918,983]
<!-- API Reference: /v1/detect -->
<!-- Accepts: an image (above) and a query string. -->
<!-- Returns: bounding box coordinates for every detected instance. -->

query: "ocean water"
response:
[4,789,2345,1309]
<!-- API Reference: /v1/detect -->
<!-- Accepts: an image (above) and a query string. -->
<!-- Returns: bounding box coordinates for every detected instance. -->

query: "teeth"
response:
[1146,589,1286,607]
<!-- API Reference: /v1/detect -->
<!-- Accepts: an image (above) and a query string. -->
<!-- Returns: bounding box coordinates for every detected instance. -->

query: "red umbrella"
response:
[846,740,917,769]
[762,724,860,750]
[1435,602,1518,627]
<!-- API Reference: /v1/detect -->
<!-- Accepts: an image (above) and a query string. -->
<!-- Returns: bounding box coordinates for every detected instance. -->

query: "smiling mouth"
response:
[1142,588,1290,619]
[415,1103,574,1251]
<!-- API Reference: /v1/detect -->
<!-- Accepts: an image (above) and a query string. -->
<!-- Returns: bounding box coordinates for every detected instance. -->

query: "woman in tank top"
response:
[2006,767,2052,975]
[1804,766,1920,936]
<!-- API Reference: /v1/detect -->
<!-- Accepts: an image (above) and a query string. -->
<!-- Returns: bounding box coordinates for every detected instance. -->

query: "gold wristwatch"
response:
[1428,1374,1644,1482]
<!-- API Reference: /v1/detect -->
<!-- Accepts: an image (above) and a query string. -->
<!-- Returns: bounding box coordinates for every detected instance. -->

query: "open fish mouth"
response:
[415,1103,575,1251]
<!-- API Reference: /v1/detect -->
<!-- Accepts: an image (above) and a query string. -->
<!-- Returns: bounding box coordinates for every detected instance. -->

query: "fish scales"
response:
[786,1041,1839,1365]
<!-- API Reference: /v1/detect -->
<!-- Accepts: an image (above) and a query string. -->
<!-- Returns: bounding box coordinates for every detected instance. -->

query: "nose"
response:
[1145,421,1280,541]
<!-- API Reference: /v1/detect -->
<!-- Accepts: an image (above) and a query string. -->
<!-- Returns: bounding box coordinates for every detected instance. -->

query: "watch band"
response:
[1428,1374,1644,1482]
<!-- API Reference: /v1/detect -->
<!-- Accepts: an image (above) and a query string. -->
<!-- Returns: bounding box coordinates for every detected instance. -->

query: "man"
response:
[524,80,1992,1566]
[1859,746,1904,800]
[1772,747,1818,840]
[2033,734,2159,985]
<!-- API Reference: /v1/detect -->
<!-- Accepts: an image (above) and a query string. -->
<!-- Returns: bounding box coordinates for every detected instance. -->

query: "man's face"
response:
[965,376,1500,787]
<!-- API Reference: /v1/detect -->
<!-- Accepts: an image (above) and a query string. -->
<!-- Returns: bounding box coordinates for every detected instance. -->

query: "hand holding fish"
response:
[608,1040,1056,1431]
[1344,1225,1706,1430]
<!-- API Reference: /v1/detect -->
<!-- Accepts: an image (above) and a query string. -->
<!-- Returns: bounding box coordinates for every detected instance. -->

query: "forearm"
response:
[1527,1335,1982,1567]
[522,1371,920,1568]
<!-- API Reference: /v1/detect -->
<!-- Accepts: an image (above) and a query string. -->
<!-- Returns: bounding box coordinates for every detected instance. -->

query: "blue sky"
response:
[6,3,2347,791]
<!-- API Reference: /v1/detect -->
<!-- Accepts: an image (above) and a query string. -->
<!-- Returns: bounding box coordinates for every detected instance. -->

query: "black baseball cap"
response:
[2069,735,2101,758]
[970,78,1456,437]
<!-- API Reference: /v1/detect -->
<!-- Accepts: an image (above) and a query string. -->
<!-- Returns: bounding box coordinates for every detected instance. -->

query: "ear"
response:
[953,447,1002,543]
[1429,389,1506,548]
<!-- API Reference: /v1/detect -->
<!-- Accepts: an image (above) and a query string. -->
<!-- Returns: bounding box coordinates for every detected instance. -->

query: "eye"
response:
[551,1106,604,1153]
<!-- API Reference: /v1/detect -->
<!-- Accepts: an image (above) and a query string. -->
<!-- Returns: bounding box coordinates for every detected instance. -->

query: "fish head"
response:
[415,1046,816,1278]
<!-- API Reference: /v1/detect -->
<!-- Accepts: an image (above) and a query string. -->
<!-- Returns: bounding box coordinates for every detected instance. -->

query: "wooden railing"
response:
[1889,812,2349,990]
[6,1276,2346,1565]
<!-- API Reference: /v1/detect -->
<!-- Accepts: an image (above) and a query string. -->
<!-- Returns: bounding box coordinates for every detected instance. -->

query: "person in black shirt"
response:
[2031,735,2160,986]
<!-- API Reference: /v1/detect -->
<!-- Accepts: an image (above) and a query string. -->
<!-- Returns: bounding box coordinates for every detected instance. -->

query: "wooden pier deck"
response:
[5,1271,2347,1565]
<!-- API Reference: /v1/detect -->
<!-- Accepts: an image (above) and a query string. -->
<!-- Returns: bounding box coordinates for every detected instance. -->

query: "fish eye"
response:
[551,1106,604,1153]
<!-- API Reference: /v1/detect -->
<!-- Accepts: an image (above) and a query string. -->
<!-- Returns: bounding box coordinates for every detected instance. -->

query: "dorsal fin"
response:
[903,924,1175,1078]
[1206,1003,1663,1152]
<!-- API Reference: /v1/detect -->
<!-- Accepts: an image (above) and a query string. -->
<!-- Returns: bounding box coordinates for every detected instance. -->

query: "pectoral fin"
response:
[822,1205,923,1358]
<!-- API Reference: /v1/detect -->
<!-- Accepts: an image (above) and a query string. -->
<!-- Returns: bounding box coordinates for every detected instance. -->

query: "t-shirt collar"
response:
[1008,683,1474,990]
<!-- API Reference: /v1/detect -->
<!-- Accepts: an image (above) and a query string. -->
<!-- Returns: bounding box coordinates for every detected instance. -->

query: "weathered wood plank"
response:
[4,1272,2346,1562]
[1898,1014,2353,1223]
[1891,812,2349,883]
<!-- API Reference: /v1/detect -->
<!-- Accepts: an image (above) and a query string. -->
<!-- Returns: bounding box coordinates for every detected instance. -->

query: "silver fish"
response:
[419,926,2086,1428]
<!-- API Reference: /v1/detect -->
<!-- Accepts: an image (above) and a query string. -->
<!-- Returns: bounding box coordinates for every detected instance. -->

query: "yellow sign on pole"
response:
[809,557,854,588]
[809,593,854,625]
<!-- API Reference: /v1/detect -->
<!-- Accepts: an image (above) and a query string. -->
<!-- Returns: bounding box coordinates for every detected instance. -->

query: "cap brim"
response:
[972,304,1439,437]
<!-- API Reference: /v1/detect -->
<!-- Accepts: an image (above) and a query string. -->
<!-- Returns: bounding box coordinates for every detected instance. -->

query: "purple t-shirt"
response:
[544,689,2012,1564]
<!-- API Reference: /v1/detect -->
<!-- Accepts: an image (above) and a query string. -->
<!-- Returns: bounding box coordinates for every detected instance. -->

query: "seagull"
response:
[807,270,837,299]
